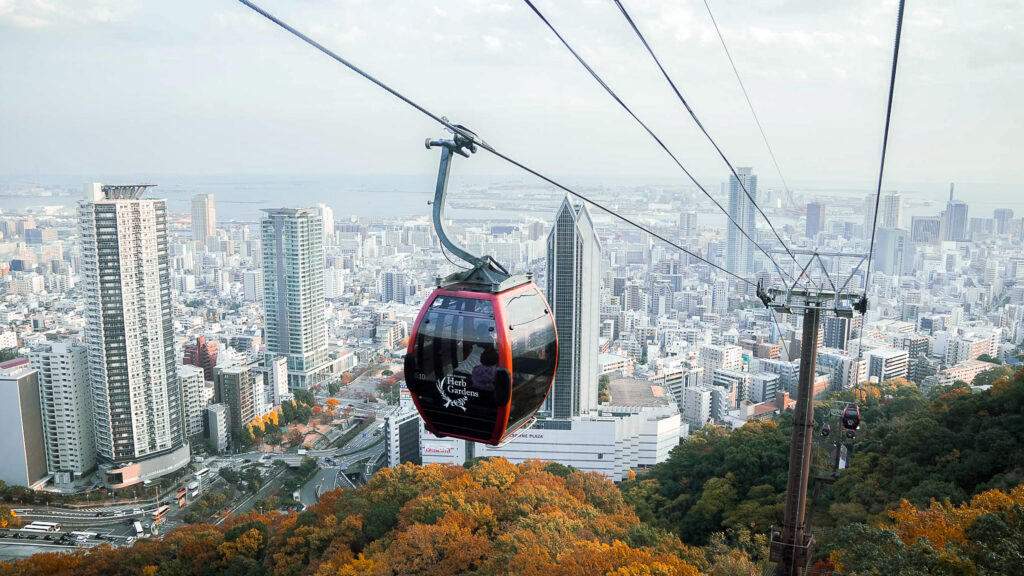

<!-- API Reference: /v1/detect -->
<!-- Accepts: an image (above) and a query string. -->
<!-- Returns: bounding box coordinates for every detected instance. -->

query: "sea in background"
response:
[1,174,1021,226]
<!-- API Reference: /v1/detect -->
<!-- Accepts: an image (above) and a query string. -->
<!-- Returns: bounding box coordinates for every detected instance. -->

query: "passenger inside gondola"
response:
[471,346,500,392]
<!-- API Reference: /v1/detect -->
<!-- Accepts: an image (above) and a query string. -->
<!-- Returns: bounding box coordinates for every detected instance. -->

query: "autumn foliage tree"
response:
[1,460,709,576]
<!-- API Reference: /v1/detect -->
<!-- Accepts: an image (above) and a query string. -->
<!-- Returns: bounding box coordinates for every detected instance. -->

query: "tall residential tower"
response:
[726,167,758,277]
[79,183,189,488]
[191,193,216,247]
[30,342,96,487]
[261,208,329,390]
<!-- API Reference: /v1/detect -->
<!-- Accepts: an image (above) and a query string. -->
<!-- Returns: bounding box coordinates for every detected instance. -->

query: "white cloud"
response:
[0,0,137,28]
[482,34,502,52]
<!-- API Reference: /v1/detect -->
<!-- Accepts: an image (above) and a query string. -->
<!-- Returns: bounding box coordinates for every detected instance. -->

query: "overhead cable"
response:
[701,0,794,209]
[521,0,795,284]
[234,0,757,288]
[859,0,907,358]
[610,0,800,273]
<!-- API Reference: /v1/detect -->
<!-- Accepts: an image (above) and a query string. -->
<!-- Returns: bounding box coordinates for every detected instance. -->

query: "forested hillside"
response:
[619,368,1024,572]
[1,459,754,576]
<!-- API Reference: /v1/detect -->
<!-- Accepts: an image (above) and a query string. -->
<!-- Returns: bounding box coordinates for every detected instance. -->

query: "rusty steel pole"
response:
[774,302,821,576]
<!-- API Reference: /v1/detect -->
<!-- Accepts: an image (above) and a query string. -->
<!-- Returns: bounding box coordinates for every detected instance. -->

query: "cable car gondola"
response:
[404,130,558,446]
[841,404,860,438]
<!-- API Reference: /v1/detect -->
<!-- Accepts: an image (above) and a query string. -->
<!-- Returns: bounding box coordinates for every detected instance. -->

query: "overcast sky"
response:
[1,0,1021,193]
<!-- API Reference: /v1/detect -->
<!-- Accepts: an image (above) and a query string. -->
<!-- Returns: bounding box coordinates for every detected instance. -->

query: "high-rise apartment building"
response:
[943,186,969,242]
[726,167,758,277]
[380,270,407,304]
[30,343,96,485]
[822,316,852,351]
[261,208,329,391]
[215,364,263,431]
[243,269,264,303]
[805,202,825,238]
[875,228,910,277]
[191,193,216,247]
[0,361,47,488]
[880,192,903,229]
[179,364,207,439]
[385,408,422,468]
[205,403,230,453]
[546,195,601,419]
[911,216,942,244]
[994,209,1015,235]
[79,183,189,488]
[679,210,697,240]
[681,385,713,430]
[867,347,909,381]
[700,344,743,386]
[183,335,218,382]
[315,203,334,245]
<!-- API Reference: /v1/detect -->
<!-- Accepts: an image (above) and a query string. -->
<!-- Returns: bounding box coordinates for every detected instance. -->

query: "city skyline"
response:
[0,2,1022,568]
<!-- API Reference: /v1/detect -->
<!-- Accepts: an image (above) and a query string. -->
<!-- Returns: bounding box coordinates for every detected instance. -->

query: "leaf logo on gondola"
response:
[437,376,468,411]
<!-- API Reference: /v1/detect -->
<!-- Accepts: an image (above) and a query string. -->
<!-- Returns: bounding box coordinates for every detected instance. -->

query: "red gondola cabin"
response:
[404,282,557,445]
[841,405,860,432]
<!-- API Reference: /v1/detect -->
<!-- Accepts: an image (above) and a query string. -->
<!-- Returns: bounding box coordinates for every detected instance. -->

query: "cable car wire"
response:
[858,0,906,359]
[520,0,795,285]
[234,0,758,288]
[609,0,800,274]
[701,0,794,209]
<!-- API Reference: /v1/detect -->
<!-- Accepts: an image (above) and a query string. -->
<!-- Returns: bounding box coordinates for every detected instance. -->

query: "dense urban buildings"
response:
[0,171,1020,495]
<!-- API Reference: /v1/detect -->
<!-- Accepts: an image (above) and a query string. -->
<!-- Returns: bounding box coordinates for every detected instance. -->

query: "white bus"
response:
[193,468,209,480]
[71,531,97,540]
[26,521,61,532]
[133,521,144,536]
[20,526,50,533]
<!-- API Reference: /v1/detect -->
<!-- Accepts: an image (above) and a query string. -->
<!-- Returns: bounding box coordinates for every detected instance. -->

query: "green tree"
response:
[972,364,1012,387]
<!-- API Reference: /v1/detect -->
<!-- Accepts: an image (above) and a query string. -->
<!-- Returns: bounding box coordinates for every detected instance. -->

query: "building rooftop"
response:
[607,377,673,407]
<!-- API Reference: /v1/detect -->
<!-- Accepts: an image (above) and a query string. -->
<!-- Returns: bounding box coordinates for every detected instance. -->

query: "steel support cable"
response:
[769,308,793,362]
[859,0,906,359]
[234,0,757,288]
[610,0,800,274]
[521,0,795,285]
[701,0,794,209]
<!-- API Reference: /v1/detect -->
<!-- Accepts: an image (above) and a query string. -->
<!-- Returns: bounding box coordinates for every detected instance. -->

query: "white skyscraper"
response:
[191,193,216,246]
[316,203,335,245]
[261,208,329,390]
[880,191,903,229]
[546,195,601,419]
[79,183,189,488]
[726,167,758,277]
[30,342,96,486]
